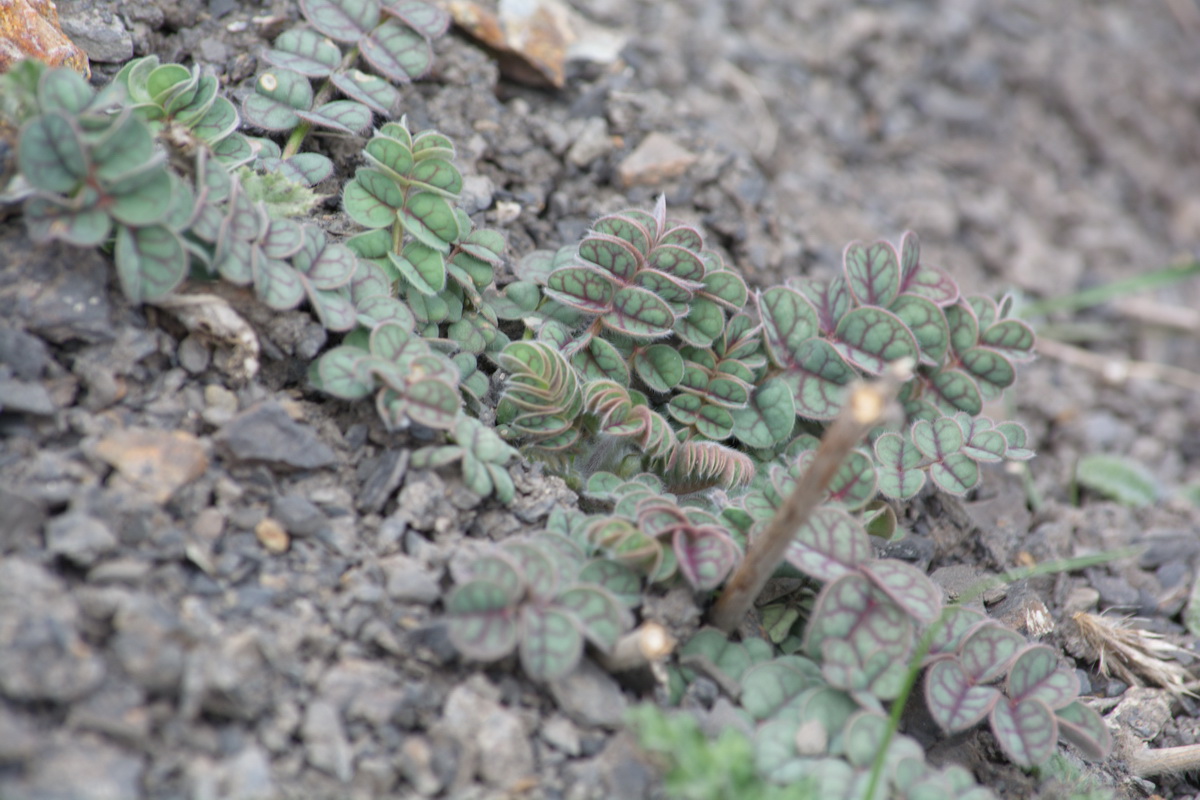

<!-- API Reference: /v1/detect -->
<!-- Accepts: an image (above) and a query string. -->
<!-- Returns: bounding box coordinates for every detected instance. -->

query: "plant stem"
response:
[281,44,362,160]
[1128,743,1200,777]
[708,360,912,633]
[597,622,676,673]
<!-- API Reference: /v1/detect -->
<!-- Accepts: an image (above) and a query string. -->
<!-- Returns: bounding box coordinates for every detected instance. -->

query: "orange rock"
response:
[254,518,290,554]
[450,0,573,88]
[93,428,209,504]
[0,0,90,77]
[617,133,698,188]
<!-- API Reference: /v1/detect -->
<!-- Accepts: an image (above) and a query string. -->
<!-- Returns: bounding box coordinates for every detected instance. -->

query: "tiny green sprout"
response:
[412,416,519,503]
[445,536,633,681]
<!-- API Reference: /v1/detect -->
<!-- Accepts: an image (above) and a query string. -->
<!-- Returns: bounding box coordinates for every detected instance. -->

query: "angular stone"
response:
[111,595,186,694]
[381,554,441,605]
[0,327,52,380]
[45,511,118,567]
[92,428,209,504]
[357,449,409,514]
[0,228,114,344]
[58,3,133,63]
[548,657,627,728]
[617,132,697,187]
[271,494,329,537]
[215,401,337,471]
[303,700,353,782]
[0,377,56,414]
[5,736,144,800]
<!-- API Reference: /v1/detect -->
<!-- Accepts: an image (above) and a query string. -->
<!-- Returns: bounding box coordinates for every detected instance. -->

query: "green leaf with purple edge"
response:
[573,336,630,384]
[962,426,1008,463]
[545,266,617,314]
[657,223,704,252]
[924,658,1001,733]
[445,579,519,661]
[996,421,1035,461]
[255,254,306,309]
[924,367,983,415]
[844,240,901,307]
[898,233,960,306]
[784,507,871,582]
[604,286,676,339]
[19,111,88,193]
[556,584,630,651]
[398,191,459,250]
[911,416,965,459]
[944,301,980,355]
[242,69,312,131]
[265,28,343,76]
[818,623,912,700]
[261,217,306,259]
[990,696,1058,768]
[300,0,379,42]
[331,69,401,115]
[961,347,1016,392]
[402,378,460,430]
[292,229,356,290]
[409,157,464,198]
[390,241,447,296]
[860,559,942,623]
[579,234,643,281]
[930,453,980,495]
[365,133,415,178]
[1007,644,1079,709]
[578,559,642,608]
[981,319,1036,361]
[923,606,988,663]
[310,288,358,331]
[780,339,856,421]
[889,293,950,365]
[382,0,453,39]
[739,658,823,720]
[958,622,1027,683]
[760,286,820,366]
[632,344,684,393]
[673,297,724,348]
[519,605,584,681]
[647,243,706,283]
[831,306,920,375]
[1054,701,1112,760]
[361,19,433,82]
[731,378,795,449]
[23,196,111,247]
[369,319,412,360]
[826,449,877,511]
[874,431,926,500]
[700,270,749,310]
[296,99,373,134]
[114,224,188,303]
[501,540,559,598]
[344,168,405,228]
[672,527,739,591]
[691,402,735,440]
[315,346,373,400]
[680,628,772,684]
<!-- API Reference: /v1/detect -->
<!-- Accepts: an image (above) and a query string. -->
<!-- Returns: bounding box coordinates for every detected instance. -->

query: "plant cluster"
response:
[242,0,450,183]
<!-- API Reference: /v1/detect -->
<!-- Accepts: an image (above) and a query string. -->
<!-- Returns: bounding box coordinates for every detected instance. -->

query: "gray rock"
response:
[476,702,534,789]
[111,595,186,694]
[397,735,448,796]
[567,117,614,167]
[549,657,628,728]
[214,401,337,470]
[381,554,441,605]
[45,512,118,567]
[541,714,582,756]
[303,700,353,782]
[0,328,51,380]
[272,493,329,537]
[0,559,105,703]
[565,731,654,800]
[0,487,47,555]
[0,377,56,415]
[357,449,409,513]
[188,630,272,721]
[59,4,133,63]
[0,705,39,762]
[176,334,212,374]
[1,735,143,800]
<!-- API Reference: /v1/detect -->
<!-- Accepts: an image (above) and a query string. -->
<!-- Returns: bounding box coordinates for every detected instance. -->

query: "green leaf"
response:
[600,286,674,339]
[674,297,725,348]
[19,110,88,193]
[331,68,402,115]
[265,28,344,76]
[960,347,1016,392]
[990,697,1057,768]
[300,0,380,42]
[889,293,950,365]
[760,286,820,366]
[578,559,642,608]
[573,336,630,384]
[114,224,188,303]
[445,579,519,661]
[1054,701,1112,761]
[402,377,461,430]
[519,606,583,681]
[832,306,920,375]
[343,168,404,228]
[844,240,901,307]
[297,99,373,134]
[391,241,447,296]
[631,344,683,393]
[925,367,983,415]
[316,346,373,399]
[409,156,463,197]
[557,585,629,651]
[91,110,155,182]
[860,559,942,623]
[242,69,312,131]
[778,339,855,420]
[1075,453,1160,507]
[1006,644,1079,709]
[399,191,459,250]
[383,0,452,39]
[255,255,307,310]
[731,378,795,449]
[22,196,111,247]
[192,97,240,146]
[673,527,739,590]
[874,432,926,500]
[959,623,1026,683]
[925,659,1001,733]
[361,19,434,82]
[37,66,94,114]
[700,270,748,311]
[739,658,822,721]
[785,507,871,582]
[109,168,176,226]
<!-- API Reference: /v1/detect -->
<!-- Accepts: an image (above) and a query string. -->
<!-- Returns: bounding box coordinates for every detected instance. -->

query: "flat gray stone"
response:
[59,5,134,63]
[45,512,118,567]
[215,401,337,470]
[0,378,56,415]
[303,700,353,782]
[548,658,627,728]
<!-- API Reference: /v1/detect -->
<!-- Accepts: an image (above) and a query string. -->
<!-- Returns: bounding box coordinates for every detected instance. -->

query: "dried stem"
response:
[1128,744,1200,778]
[708,360,911,633]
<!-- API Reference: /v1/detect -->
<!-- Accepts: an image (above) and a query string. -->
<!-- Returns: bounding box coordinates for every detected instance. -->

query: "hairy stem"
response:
[281,44,362,160]
[1129,743,1200,777]
[708,359,912,633]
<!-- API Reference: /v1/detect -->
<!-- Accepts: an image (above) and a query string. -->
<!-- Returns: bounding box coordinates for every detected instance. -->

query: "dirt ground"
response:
[3,0,1200,798]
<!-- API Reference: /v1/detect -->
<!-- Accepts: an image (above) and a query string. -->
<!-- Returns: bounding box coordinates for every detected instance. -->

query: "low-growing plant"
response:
[242,0,451,182]
[411,415,519,502]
